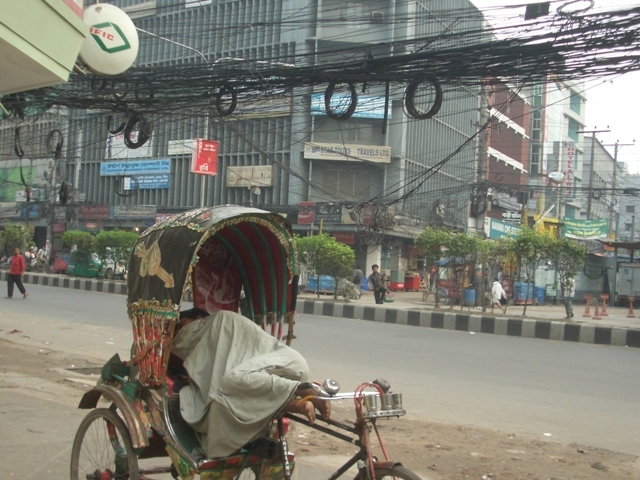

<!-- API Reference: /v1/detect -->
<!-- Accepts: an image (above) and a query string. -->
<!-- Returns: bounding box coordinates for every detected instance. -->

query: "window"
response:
[626,205,636,213]
[530,144,540,175]
[531,110,541,140]
[625,223,633,232]
[313,117,376,144]
[340,3,364,28]
[533,82,543,106]
[321,168,372,199]
[569,91,581,114]
[567,118,580,141]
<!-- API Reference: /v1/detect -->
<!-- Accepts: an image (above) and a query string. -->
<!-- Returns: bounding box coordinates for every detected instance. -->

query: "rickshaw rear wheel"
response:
[71,408,140,480]
[355,465,423,480]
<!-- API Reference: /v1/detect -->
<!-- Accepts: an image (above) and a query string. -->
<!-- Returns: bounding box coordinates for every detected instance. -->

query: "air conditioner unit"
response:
[371,11,384,23]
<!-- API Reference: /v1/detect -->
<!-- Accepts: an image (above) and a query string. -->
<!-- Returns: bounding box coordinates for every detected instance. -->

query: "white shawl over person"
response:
[172,310,309,458]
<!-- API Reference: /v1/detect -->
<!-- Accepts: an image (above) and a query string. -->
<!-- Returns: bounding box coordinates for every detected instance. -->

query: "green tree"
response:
[511,227,554,315]
[93,229,139,274]
[0,223,33,258]
[62,230,94,266]
[476,237,514,310]
[547,237,587,319]
[296,234,355,299]
[415,228,452,308]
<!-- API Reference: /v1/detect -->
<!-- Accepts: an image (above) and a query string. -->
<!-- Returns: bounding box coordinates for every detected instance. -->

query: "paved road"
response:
[2,285,639,479]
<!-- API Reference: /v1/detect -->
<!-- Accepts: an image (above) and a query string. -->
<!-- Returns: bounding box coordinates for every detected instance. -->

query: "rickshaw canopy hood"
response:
[126,205,300,387]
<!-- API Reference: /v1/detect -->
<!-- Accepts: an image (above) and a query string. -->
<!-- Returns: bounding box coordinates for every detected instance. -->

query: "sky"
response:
[470,0,640,174]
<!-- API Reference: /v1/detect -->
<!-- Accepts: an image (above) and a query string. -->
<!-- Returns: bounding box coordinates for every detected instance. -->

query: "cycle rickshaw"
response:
[71,205,422,480]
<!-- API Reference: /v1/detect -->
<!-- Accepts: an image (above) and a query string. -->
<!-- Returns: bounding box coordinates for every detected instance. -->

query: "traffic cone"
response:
[600,294,609,316]
[628,296,635,318]
[583,294,592,317]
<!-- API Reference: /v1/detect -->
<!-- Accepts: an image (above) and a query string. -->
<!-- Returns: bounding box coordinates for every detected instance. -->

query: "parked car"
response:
[67,253,126,279]
[104,255,127,280]
[67,253,102,278]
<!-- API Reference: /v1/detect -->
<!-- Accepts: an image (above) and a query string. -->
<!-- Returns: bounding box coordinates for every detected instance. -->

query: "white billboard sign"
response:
[226,166,274,187]
[304,142,391,164]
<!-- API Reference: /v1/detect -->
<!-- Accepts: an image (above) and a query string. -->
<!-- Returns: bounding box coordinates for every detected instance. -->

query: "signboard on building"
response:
[333,232,355,245]
[112,205,157,219]
[310,94,392,119]
[168,139,196,156]
[79,3,140,75]
[562,218,608,240]
[185,0,212,7]
[304,142,391,164]
[54,206,66,221]
[316,202,342,224]
[0,203,20,220]
[124,175,170,190]
[79,205,110,219]
[105,132,153,159]
[341,205,358,224]
[502,210,522,223]
[484,217,522,239]
[226,166,273,187]
[232,94,293,119]
[298,202,315,225]
[564,141,575,198]
[100,159,170,176]
[191,139,219,176]
[84,222,103,232]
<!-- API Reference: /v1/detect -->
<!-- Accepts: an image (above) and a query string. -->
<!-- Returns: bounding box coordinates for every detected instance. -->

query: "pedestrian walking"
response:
[490,277,506,314]
[368,264,389,305]
[352,265,364,288]
[6,247,28,299]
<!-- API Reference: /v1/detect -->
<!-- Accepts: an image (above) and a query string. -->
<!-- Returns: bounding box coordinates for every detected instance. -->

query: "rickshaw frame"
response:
[70,205,422,480]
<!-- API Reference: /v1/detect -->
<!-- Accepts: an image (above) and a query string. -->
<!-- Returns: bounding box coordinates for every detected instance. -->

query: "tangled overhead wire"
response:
[14,5,640,121]
[123,112,152,149]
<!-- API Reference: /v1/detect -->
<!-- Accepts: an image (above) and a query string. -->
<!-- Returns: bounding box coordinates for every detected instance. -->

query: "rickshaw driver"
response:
[171,308,331,459]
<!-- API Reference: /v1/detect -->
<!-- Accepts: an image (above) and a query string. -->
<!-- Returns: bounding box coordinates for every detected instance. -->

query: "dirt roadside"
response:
[2,338,638,480]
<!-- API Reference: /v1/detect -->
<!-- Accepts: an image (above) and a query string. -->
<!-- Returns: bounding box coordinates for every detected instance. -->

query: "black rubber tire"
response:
[70,408,140,480]
[355,465,423,480]
[123,113,152,149]
[105,267,114,280]
[216,84,238,116]
[325,81,358,121]
[403,78,443,120]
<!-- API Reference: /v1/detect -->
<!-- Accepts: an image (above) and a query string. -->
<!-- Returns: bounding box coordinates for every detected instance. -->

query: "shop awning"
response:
[597,240,640,250]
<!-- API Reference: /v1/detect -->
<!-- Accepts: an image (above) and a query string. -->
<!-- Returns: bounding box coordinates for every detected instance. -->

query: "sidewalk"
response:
[4,270,639,348]
[297,289,640,349]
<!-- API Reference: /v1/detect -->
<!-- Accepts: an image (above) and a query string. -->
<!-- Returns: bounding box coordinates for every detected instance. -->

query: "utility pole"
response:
[476,83,490,236]
[604,140,634,235]
[476,83,491,311]
[576,129,609,220]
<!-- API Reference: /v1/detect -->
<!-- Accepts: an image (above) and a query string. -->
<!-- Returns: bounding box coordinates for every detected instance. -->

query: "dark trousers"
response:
[374,287,386,304]
[7,274,26,297]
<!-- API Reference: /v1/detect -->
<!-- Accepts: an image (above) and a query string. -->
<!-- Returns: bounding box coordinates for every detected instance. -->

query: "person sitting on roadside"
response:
[172,307,330,458]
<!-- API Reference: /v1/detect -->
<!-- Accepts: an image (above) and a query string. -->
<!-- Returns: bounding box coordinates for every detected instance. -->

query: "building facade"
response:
[1,0,487,275]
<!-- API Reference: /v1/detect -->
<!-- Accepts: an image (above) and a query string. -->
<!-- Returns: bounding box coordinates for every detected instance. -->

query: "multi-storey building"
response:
[524,78,587,231]
[617,170,640,242]
[1,0,487,275]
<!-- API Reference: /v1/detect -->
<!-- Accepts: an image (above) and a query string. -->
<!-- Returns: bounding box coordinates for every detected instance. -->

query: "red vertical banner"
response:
[191,139,219,176]
[298,202,316,224]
